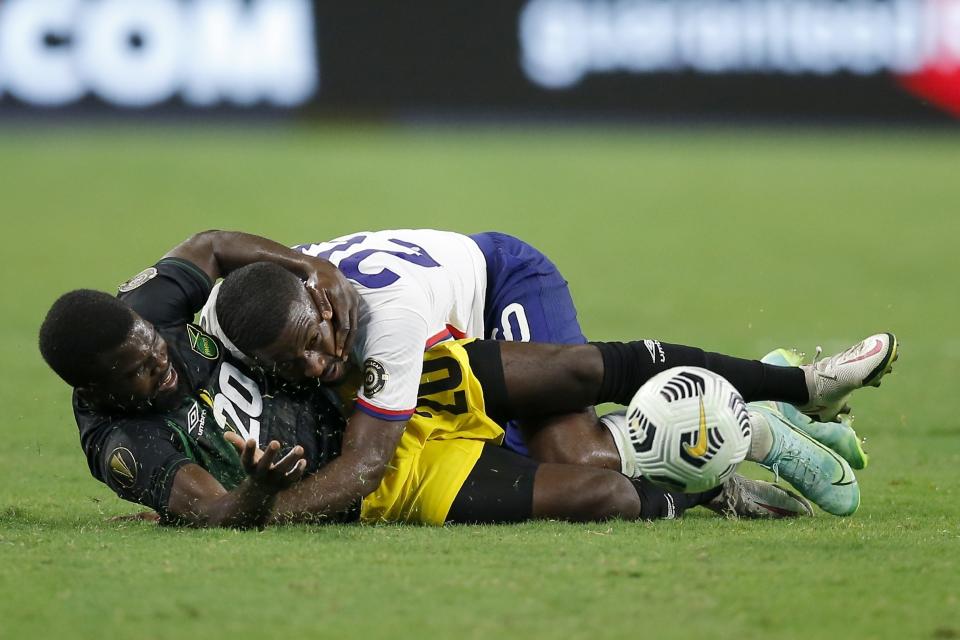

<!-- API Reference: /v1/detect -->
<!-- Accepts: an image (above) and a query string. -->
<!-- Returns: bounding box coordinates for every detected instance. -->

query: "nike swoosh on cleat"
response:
[839,339,884,366]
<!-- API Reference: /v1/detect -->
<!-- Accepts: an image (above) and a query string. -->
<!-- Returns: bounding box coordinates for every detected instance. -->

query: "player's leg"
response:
[534,466,722,522]
[469,231,616,467]
[467,336,896,424]
[463,336,893,502]
[463,338,794,476]
[521,408,621,471]
[465,339,799,420]
[445,443,719,523]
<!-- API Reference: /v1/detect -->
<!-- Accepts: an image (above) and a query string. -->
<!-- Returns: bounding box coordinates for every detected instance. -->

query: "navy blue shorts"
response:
[469,232,587,455]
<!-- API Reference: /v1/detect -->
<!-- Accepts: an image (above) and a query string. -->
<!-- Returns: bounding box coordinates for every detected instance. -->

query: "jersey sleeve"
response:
[118,258,213,328]
[352,311,430,422]
[93,418,195,520]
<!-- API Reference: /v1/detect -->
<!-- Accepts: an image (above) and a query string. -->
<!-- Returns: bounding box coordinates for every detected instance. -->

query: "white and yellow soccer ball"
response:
[626,367,752,493]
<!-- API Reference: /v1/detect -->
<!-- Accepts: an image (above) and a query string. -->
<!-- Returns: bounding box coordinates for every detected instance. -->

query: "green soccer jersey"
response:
[74,258,345,521]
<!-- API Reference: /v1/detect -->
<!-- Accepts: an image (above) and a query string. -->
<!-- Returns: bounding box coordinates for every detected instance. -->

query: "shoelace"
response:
[810,345,827,394]
[812,345,824,366]
[715,477,743,519]
[780,446,820,485]
[770,430,821,487]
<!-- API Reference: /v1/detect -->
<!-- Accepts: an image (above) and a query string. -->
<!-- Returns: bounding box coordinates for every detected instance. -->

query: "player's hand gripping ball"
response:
[626,367,751,493]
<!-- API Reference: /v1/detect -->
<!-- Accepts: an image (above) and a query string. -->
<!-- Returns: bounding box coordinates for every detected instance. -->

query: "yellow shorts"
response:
[360,339,504,526]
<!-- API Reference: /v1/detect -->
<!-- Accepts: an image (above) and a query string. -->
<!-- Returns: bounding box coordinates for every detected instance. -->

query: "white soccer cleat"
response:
[705,473,814,519]
[799,333,899,422]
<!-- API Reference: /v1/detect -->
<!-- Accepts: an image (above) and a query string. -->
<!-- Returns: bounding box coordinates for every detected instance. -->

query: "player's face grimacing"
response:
[90,316,184,411]
[252,293,346,385]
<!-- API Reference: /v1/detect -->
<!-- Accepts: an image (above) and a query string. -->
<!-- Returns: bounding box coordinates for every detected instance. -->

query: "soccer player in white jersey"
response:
[203,229,609,464]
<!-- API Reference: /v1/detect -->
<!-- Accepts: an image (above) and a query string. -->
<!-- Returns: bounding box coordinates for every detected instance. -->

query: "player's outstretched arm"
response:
[267,412,406,523]
[165,439,306,528]
[163,230,359,357]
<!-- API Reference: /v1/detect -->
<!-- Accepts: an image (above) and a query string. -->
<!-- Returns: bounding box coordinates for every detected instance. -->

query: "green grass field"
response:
[0,124,957,640]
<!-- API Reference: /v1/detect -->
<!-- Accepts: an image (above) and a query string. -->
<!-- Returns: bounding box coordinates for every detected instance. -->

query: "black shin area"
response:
[630,478,722,520]
[591,340,808,404]
[462,339,512,425]
[446,444,538,524]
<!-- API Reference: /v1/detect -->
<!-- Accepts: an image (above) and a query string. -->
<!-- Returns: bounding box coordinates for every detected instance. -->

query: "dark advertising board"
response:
[1,0,958,121]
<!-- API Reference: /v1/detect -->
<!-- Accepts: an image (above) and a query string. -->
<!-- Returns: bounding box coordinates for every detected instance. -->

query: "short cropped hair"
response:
[216,262,304,354]
[39,289,136,387]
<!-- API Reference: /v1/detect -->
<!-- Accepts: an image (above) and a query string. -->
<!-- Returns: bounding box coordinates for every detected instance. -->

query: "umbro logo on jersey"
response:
[187,401,206,436]
[644,339,665,364]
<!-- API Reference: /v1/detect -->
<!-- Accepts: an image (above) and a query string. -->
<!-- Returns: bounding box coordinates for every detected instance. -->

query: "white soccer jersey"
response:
[202,230,488,422]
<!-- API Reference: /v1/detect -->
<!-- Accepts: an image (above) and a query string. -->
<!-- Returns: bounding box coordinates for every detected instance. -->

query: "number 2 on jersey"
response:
[298,235,440,288]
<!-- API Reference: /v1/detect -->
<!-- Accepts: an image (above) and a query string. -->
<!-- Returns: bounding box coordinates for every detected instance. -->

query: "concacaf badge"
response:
[187,325,219,360]
[363,358,388,397]
[108,447,138,488]
[118,267,158,293]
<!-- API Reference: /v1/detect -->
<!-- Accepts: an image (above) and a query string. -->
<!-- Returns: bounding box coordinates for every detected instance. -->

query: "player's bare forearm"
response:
[168,414,404,526]
[163,230,312,283]
[185,480,278,528]
[269,452,379,523]
[167,440,306,528]
[163,230,359,355]
[167,464,278,528]
[270,412,406,523]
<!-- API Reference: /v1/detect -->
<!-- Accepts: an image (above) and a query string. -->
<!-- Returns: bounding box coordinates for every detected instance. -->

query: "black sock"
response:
[591,340,808,405]
[630,478,722,520]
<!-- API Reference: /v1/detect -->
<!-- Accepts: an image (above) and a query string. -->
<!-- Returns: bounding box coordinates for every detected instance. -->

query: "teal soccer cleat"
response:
[757,348,869,470]
[751,404,860,516]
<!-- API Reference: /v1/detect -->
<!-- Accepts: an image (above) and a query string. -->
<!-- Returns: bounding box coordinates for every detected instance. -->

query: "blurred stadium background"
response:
[1,1,958,639]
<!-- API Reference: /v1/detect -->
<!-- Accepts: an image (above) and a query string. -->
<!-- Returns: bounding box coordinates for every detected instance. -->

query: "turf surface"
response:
[0,124,957,639]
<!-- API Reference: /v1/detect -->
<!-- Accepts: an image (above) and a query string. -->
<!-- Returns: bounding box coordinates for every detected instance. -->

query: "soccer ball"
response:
[626,366,752,493]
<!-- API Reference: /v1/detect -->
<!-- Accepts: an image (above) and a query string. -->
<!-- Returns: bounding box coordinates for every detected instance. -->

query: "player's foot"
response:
[705,473,813,519]
[798,333,899,422]
[752,404,860,516]
[758,349,869,470]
